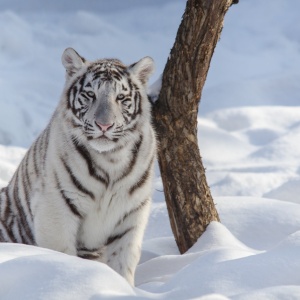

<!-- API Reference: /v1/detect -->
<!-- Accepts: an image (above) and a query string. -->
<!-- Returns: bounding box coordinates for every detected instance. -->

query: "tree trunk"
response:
[152,0,235,254]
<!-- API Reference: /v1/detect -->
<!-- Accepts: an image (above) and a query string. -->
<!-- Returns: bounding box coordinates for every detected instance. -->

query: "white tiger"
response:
[0,48,156,285]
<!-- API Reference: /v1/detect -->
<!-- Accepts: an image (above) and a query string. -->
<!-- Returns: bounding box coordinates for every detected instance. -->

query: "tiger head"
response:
[61,48,154,153]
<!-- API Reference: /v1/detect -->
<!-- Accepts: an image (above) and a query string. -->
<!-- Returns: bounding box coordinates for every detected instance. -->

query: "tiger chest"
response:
[77,185,135,250]
[71,135,152,250]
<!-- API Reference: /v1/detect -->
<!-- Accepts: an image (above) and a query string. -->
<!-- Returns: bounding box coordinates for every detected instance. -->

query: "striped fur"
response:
[0,48,156,285]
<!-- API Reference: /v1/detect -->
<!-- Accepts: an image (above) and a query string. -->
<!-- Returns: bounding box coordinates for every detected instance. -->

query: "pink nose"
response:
[95,122,114,132]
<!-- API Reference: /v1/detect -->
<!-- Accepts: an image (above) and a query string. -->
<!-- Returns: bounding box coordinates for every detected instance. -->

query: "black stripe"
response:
[116,198,149,227]
[123,114,130,124]
[111,70,123,81]
[20,161,32,218]
[92,71,104,80]
[3,187,11,220]
[77,247,101,260]
[66,84,73,110]
[0,190,17,243]
[129,157,154,195]
[32,139,39,176]
[113,135,143,184]
[108,194,114,207]
[15,172,35,244]
[127,79,133,105]
[0,220,18,243]
[135,91,142,115]
[62,191,83,219]
[78,74,86,94]
[12,172,35,244]
[71,85,78,112]
[42,125,51,165]
[54,172,83,218]
[71,138,109,187]
[24,152,32,191]
[78,252,100,260]
[80,93,89,102]
[131,91,141,121]
[105,227,133,246]
[88,64,102,73]
[116,68,127,76]
[60,156,95,200]
[77,246,99,252]
[15,217,28,244]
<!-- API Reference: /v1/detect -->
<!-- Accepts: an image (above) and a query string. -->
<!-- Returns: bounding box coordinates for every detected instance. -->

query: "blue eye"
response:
[116,94,125,101]
[87,91,95,98]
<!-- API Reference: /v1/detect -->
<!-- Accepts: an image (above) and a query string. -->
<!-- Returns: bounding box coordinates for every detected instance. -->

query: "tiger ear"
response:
[128,56,155,85]
[61,48,86,77]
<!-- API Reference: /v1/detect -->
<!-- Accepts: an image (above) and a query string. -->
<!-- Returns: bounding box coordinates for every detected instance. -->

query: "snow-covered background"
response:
[1,0,300,299]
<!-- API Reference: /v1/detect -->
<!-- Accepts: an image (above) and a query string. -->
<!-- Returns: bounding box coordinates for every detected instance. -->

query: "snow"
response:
[1,0,300,299]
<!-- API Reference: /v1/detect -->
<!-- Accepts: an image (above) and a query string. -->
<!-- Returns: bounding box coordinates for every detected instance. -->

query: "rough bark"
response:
[152,0,234,254]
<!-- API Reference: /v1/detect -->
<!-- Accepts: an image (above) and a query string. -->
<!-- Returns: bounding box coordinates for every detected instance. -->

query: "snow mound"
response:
[216,197,300,250]
[198,118,256,163]
[0,244,137,300]
[199,107,300,201]
[1,195,300,299]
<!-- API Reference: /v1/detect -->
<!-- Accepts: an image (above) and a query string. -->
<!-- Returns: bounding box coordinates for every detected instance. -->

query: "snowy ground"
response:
[1,0,300,299]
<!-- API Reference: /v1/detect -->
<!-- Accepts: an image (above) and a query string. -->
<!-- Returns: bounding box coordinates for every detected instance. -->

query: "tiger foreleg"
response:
[104,201,150,286]
[33,193,81,256]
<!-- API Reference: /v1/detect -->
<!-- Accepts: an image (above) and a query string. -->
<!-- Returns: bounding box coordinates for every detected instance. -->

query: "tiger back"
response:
[0,48,156,285]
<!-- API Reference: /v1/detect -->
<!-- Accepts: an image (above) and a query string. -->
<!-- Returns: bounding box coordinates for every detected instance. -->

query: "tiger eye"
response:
[87,91,95,98]
[116,94,125,101]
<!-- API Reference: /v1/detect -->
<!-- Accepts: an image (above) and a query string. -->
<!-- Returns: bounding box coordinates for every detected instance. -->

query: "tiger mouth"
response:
[99,134,119,142]
[96,135,119,143]
[87,134,110,141]
[98,135,109,140]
